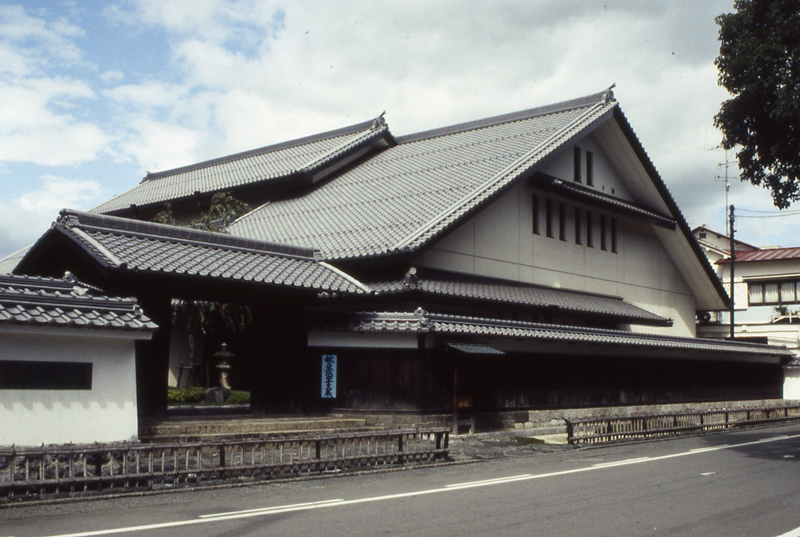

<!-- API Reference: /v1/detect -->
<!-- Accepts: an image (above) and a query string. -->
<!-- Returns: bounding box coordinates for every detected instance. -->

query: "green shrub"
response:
[226,391,250,405]
[167,387,206,404]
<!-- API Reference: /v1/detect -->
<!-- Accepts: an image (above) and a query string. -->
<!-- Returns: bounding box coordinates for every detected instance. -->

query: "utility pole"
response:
[729,204,735,339]
[723,149,731,236]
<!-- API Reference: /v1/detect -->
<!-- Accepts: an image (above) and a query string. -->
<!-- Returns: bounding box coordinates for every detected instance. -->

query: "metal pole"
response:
[729,204,735,339]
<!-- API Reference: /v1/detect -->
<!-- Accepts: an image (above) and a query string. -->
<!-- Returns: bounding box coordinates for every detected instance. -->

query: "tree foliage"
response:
[714,0,800,208]
[153,192,251,232]
[153,193,254,334]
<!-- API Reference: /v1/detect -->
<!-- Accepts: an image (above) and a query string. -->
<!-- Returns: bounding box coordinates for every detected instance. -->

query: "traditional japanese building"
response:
[0,274,156,445]
[11,88,795,431]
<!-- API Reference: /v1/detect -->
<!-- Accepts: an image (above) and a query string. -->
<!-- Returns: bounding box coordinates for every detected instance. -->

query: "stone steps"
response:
[139,416,380,443]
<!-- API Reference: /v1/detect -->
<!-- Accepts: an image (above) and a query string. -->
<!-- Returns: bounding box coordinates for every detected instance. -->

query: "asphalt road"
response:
[3,423,800,537]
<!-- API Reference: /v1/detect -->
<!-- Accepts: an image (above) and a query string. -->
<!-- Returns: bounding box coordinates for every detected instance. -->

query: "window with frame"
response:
[559,202,567,241]
[532,194,540,235]
[545,199,553,238]
[0,361,93,390]
[574,147,582,183]
[575,207,582,244]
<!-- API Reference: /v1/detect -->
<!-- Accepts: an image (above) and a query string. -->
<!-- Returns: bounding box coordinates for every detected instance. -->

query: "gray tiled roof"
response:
[324,310,793,357]
[228,90,617,260]
[91,116,393,215]
[0,274,157,332]
[0,246,30,274]
[40,210,369,295]
[365,268,670,326]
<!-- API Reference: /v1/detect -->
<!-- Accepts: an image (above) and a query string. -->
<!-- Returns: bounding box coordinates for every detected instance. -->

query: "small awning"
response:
[530,172,676,229]
[447,342,505,355]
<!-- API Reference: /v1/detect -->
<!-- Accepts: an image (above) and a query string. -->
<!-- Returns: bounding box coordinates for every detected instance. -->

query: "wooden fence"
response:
[566,405,800,445]
[0,428,449,500]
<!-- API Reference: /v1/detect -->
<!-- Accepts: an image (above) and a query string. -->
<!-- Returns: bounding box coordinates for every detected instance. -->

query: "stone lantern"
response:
[215,343,234,389]
[205,343,234,403]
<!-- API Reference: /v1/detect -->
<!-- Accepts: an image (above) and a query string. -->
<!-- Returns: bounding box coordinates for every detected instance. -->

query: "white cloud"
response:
[0,5,109,166]
[99,70,124,84]
[0,4,86,75]
[1,0,790,256]
[0,78,108,165]
[0,176,108,256]
[115,117,213,172]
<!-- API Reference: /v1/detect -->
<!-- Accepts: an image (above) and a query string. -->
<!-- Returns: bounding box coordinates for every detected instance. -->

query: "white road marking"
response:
[700,472,716,476]
[445,474,533,488]
[775,525,800,537]
[690,445,729,453]
[200,499,345,518]
[591,457,650,468]
[39,432,800,537]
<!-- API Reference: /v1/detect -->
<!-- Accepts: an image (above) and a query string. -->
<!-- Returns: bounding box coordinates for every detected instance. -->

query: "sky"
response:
[0,0,796,260]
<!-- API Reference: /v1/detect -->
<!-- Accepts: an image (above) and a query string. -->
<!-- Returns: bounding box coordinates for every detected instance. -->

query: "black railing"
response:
[0,428,449,500]
[566,405,800,445]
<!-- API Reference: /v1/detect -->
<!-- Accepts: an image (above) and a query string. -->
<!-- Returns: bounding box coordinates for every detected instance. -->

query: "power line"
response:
[736,207,800,215]
[737,212,800,219]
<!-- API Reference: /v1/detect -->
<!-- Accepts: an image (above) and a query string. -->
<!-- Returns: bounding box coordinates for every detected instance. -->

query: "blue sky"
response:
[0,0,795,259]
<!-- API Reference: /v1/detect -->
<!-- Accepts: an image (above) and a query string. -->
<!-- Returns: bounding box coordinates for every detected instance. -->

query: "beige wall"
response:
[416,137,697,336]
[0,328,139,446]
[785,368,800,400]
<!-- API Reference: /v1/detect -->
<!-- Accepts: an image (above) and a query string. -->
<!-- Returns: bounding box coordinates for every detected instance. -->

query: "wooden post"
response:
[453,363,459,435]
[135,296,172,419]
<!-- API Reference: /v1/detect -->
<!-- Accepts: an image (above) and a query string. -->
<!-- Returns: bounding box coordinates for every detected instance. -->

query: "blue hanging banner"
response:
[321,354,337,398]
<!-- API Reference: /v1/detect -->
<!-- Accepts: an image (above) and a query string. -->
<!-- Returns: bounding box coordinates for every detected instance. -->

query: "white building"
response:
[0,274,156,446]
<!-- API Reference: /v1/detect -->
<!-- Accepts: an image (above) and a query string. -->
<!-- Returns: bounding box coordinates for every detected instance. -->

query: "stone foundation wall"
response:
[477,399,789,435]
[336,399,790,434]
[332,411,452,430]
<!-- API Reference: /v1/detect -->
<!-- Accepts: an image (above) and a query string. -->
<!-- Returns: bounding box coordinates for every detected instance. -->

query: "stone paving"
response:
[446,431,575,461]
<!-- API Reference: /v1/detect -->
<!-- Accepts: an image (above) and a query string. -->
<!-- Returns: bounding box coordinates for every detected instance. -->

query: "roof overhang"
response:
[14,210,370,304]
[357,267,672,327]
[310,309,792,365]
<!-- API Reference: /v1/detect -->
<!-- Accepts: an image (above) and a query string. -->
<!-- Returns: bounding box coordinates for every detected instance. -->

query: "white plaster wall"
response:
[0,330,139,447]
[785,369,800,400]
[416,140,697,336]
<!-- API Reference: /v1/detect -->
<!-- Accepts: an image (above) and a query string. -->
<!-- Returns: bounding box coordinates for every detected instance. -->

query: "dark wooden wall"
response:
[298,349,784,415]
[465,353,783,410]
[305,349,452,412]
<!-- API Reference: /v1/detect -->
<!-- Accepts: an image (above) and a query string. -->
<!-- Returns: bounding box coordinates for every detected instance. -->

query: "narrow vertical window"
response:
[586,151,594,187]
[575,207,582,245]
[600,214,607,251]
[586,210,593,248]
[545,199,553,238]
[573,147,582,183]
[559,203,566,241]
[532,195,539,235]
[611,217,617,253]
